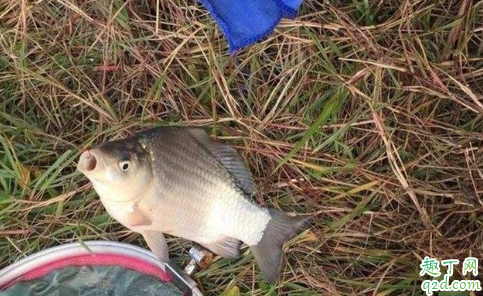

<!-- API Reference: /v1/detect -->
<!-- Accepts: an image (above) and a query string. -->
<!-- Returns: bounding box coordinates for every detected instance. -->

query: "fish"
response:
[77,126,311,284]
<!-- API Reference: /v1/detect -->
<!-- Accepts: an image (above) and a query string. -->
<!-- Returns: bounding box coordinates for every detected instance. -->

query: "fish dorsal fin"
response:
[186,128,256,195]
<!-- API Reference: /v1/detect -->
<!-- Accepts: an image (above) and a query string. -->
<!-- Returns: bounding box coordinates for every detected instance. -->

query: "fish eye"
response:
[119,160,131,172]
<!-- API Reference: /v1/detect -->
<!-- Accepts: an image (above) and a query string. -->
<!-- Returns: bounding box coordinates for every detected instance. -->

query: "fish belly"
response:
[203,192,271,246]
[146,187,271,247]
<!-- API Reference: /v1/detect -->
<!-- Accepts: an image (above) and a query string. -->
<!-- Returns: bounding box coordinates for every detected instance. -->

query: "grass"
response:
[1,0,483,295]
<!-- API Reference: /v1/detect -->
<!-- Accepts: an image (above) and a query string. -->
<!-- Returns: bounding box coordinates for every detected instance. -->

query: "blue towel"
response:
[198,0,304,53]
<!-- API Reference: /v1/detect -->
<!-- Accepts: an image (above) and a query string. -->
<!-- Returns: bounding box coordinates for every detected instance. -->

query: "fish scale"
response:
[143,131,266,245]
[160,141,222,192]
[155,129,269,243]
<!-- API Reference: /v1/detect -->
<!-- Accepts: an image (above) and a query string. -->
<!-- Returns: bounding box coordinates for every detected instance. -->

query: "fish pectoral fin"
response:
[143,230,169,262]
[200,237,241,259]
[126,211,152,227]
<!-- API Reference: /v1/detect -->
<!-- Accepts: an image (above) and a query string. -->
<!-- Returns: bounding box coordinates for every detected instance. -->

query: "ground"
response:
[1,0,483,295]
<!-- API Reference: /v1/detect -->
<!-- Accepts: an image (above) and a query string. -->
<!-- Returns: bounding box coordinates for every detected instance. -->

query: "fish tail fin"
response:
[249,209,312,284]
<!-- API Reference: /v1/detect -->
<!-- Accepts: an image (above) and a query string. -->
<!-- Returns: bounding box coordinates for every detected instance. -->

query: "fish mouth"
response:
[77,149,99,174]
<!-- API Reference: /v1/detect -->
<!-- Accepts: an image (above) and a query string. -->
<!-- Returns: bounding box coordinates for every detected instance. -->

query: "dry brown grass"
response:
[1,0,483,295]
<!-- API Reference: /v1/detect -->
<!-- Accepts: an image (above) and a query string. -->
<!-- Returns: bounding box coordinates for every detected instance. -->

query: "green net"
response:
[0,265,183,296]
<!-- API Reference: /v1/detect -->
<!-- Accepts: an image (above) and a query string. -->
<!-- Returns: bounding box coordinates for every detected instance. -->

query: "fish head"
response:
[77,137,153,202]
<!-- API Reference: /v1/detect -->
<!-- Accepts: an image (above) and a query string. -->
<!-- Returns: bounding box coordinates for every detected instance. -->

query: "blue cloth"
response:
[198,0,304,53]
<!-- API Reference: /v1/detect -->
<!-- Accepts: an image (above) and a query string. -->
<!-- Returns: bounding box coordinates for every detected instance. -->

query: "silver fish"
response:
[77,127,311,284]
